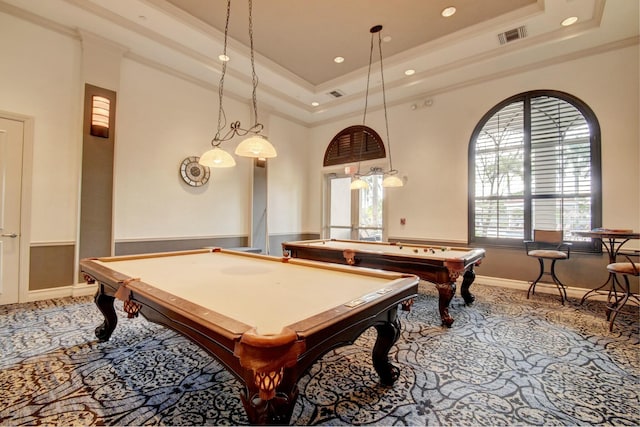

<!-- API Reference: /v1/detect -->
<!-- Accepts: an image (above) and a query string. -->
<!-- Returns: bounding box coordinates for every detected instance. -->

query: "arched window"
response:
[468,90,601,251]
[324,125,386,166]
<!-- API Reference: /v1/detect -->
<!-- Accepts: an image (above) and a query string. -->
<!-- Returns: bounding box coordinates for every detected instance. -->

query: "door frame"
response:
[322,172,357,239]
[321,164,388,241]
[1,110,34,303]
[250,158,268,254]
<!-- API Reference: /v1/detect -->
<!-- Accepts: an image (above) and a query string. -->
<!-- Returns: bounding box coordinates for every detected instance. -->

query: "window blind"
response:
[324,125,386,166]
[530,96,592,237]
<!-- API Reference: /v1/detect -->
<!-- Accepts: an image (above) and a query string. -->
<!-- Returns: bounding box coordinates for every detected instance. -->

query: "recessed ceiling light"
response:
[334,56,345,64]
[218,54,230,62]
[382,35,392,43]
[441,7,456,18]
[311,101,319,107]
[561,16,578,26]
[404,69,415,76]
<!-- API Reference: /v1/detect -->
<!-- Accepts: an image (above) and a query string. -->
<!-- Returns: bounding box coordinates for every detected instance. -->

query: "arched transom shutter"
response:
[323,125,386,166]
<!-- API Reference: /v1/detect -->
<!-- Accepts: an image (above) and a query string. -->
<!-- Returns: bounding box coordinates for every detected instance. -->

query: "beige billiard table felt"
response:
[305,240,469,259]
[96,252,400,335]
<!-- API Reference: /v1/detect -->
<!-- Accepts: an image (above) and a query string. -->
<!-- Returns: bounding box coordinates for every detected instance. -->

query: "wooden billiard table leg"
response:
[235,330,304,424]
[372,307,402,386]
[94,286,118,342]
[460,268,477,305]
[435,282,455,327]
[240,369,299,425]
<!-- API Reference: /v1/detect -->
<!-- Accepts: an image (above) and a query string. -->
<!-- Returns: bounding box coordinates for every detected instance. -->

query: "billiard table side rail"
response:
[125,276,417,423]
[81,253,419,357]
[282,241,486,284]
[285,238,481,258]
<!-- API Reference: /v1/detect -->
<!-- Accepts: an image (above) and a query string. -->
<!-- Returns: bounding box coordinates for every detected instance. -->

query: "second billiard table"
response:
[282,239,486,327]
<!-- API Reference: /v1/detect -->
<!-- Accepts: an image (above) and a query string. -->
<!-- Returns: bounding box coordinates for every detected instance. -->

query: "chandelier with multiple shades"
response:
[350,25,403,190]
[199,0,276,168]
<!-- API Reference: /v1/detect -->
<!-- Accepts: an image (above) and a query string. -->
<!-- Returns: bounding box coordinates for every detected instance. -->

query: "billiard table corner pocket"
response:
[234,327,305,400]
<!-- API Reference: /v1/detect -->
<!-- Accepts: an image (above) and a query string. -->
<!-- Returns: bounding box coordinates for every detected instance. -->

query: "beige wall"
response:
[266,115,311,237]
[115,59,254,240]
[0,12,82,245]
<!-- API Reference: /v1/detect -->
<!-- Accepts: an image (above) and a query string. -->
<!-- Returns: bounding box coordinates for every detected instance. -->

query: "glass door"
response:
[326,173,384,241]
[357,174,383,241]
[327,175,353,239]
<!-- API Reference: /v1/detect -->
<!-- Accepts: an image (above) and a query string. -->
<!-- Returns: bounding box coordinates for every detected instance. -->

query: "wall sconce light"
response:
[90,95,110,138]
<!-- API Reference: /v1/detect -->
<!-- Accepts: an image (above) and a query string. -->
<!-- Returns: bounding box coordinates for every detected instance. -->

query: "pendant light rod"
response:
[375,25,397,176]
[200,0,276,167]
[213,0,231,145]
[248,0,260,128]
[351,24,403,189]
[350,25,380,190]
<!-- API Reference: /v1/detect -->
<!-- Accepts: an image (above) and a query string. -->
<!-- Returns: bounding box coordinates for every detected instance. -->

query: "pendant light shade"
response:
[350,178,369,190]
[199,147,236,167]
[383,174,403,187]
[235,135,277,158]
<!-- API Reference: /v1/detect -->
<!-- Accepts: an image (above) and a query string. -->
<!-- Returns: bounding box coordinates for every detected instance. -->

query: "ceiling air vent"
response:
[498,26,527,45]
[327,89,345,98]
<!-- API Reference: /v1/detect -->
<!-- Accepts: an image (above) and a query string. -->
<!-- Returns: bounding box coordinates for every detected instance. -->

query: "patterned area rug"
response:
[0,283,638,426]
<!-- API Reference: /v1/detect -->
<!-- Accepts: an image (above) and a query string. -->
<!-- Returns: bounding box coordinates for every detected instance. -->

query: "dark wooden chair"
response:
[524,229,572,304]
[605,251,639,331]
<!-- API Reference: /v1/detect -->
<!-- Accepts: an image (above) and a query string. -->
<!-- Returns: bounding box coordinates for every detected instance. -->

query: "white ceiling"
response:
[164,0,538,85]
[1,0,638,126]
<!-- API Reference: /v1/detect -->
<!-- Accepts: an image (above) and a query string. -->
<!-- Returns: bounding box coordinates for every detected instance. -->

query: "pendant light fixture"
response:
[199,0,276,168]
[350,25,403,189]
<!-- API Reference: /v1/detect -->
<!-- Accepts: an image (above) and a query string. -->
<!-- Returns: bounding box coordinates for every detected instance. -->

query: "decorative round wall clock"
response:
[179,156,210,187]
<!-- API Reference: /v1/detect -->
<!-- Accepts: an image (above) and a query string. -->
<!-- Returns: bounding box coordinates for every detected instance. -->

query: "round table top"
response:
[573,229,640,239]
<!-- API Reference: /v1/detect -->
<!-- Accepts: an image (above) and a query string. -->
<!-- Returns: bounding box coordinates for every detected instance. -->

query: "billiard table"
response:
[282,239,486,327]
[80,248,418,425]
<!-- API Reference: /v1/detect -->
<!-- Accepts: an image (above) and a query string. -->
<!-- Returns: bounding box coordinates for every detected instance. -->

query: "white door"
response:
[0,117,24,305]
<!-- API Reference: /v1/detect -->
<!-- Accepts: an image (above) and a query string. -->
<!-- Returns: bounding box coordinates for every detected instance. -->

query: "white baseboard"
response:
[474,275,613,302]
[26,283,97,302]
